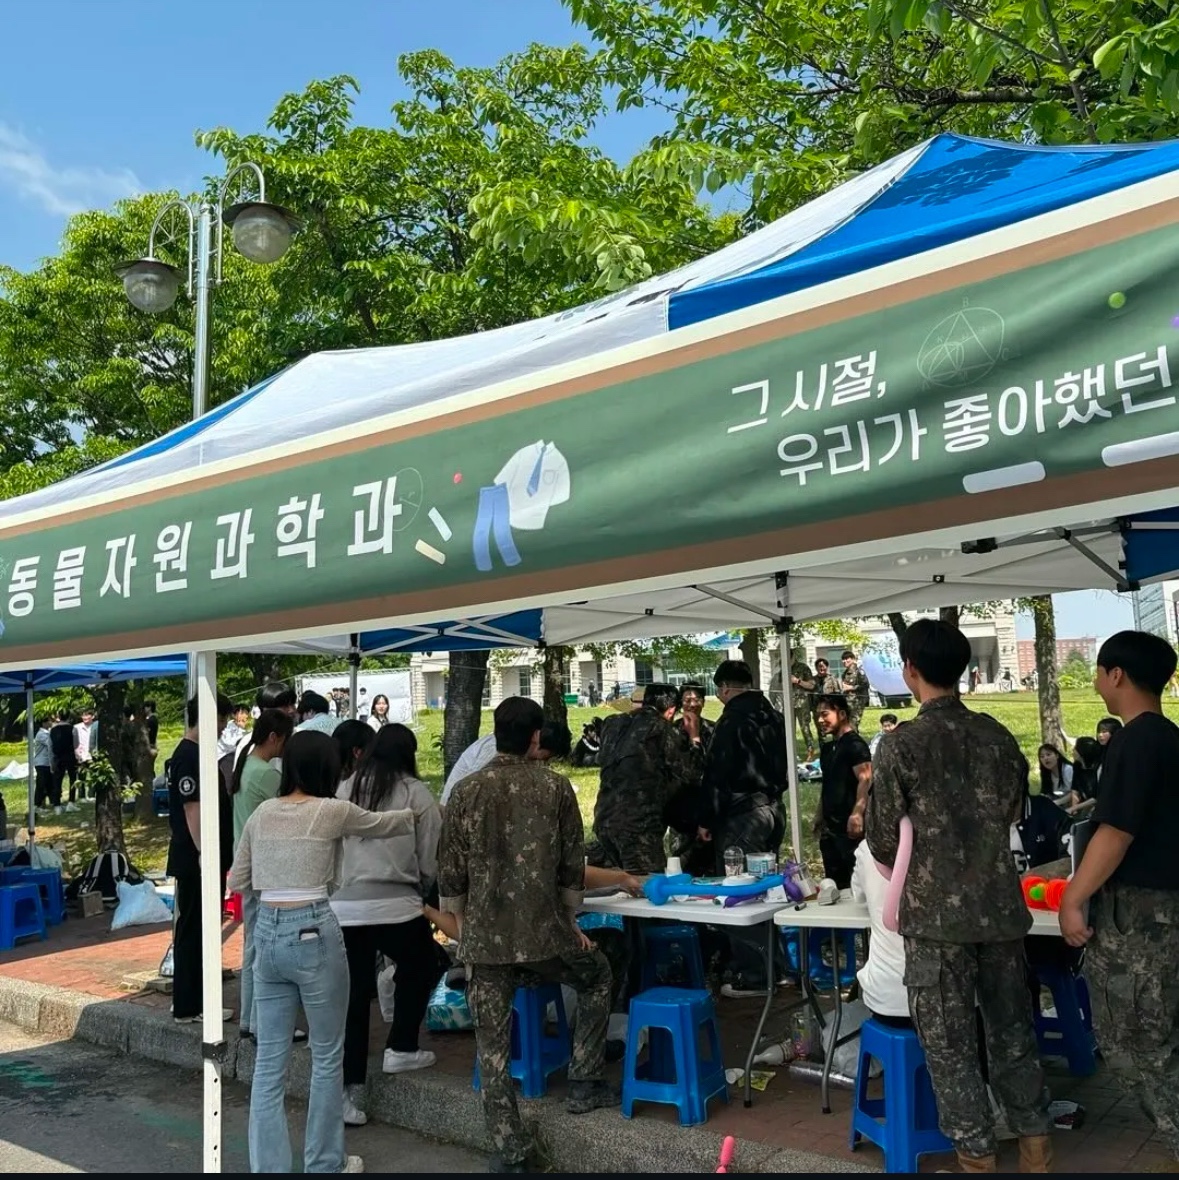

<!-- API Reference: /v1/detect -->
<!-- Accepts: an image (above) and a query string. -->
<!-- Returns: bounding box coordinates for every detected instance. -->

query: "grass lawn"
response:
[4,690,1176,878]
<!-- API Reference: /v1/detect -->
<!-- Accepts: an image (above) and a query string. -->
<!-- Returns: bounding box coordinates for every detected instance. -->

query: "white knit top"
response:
[228,796,414,895]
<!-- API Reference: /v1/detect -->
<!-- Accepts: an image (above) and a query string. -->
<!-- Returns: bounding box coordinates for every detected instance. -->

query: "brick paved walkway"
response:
[2,912,1170,1172]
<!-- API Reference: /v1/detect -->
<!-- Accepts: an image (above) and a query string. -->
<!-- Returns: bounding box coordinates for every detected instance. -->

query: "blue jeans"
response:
[240,889,259,1034]
[249,901,350,1173]
[473,483,521,572]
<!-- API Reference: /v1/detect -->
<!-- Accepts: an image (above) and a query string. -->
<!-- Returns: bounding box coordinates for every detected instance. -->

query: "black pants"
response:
[172,870,225,1020]
[820,829,858,890]
[35,766,53,808]
[52,760,77,804]
[342,917,444,1085]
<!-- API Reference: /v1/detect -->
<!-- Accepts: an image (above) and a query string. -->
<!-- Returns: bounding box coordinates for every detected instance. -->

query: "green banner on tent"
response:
[2,220,1179,652]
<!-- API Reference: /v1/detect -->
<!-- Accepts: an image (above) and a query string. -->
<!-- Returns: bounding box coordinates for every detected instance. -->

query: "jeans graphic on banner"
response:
[473,483,522,573]
[249,900,350,1174]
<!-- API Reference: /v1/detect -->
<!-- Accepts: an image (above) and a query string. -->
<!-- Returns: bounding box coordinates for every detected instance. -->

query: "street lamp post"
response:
[115,162,297,1175]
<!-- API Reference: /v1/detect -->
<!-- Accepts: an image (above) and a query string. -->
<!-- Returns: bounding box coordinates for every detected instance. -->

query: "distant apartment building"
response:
[1133,579,1179,647]
[1016,636,1099,680]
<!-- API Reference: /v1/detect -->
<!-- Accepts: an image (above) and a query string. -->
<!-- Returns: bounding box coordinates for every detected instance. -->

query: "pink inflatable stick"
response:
[875,814,913,934]
[716,1136,736,1172]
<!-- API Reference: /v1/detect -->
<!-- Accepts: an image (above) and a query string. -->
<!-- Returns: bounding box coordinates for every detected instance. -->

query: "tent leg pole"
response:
[25,687,36,849]
[776,629,804,877]
[349,633,360,720]
[196,651,223,1174]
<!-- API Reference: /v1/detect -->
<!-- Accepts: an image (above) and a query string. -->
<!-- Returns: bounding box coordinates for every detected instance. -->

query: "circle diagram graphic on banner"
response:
[917,304,1006,388]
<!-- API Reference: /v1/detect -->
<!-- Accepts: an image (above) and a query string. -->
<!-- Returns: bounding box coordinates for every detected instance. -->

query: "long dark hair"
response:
[1037,743,1071,797]
[230,709,294,795]
[279,730,341,799]
[350,723,418,812]
[334,719,375,780]
[370,693,391,725]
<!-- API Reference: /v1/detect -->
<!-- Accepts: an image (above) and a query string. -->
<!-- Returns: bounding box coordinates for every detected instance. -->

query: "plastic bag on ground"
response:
[111,879,173,930]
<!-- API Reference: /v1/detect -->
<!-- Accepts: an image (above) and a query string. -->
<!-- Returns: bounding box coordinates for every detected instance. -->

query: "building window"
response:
[635,661,654,687]
[481,678,491,707]
[518,669,532,698]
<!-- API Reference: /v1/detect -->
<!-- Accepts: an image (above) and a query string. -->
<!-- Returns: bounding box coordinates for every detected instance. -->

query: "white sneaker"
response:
[343,1156,365,1172]
[343,1086,368,1127]
[174,1008,234,1025]
[54,806,63,816]
[382,1048,436,1075]
[65,803,79,813]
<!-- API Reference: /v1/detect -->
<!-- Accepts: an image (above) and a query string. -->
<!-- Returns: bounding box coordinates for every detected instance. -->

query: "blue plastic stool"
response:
[850,1018,953,1173]
[12,868,65,926]
[780,926,858,989]
[1032,966,1096,1076]
[0,882,48,950]
[472,983,571,1099]
[640,924,706,990]
[623,987,728,1127]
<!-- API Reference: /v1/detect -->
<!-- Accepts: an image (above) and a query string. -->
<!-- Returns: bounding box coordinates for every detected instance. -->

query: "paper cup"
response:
[665,856,682,876]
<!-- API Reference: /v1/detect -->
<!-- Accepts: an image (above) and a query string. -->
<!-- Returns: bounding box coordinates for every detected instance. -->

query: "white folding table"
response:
[580,893,793,1107]
[774,893,1063,1111]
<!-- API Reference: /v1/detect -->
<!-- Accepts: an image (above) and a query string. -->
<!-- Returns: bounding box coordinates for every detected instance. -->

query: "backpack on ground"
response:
[68,848,144,906]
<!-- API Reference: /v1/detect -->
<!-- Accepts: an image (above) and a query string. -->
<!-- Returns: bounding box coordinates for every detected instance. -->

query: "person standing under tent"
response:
[788,648,817,756]
[335,724,444,1128]
[230,709,295,1046]
[840,650,871,731]
[234,682,298,773]
[1061,631,1179,1171]
[295,691,337,736]
[356,688,371,723]
[440,721,571,806]
[229,730,416,1175]
[814,694,871,890]
[865,618,1050,1174]
[438,697,617,1174]
[49,711,78,812]
[167,692,236,1026]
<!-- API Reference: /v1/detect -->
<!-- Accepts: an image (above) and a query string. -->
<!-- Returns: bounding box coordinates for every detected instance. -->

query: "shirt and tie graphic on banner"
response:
[473,440,571,573]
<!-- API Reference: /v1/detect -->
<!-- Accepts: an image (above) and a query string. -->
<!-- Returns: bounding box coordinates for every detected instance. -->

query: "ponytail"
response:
[230,708,294,794]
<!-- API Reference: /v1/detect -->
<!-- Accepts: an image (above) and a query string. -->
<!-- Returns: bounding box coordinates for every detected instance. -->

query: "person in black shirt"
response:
[144,700,160,770]
[815,693,872,889]
[48,711,79,811]
[1061,630,1179,1165]
[167,691,234,1023]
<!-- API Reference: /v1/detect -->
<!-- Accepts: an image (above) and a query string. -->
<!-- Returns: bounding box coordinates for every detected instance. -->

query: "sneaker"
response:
[64,803,79,813]
[174,1008,234,1025]
[342,1157,365,1173]
[343,1086,367,1127]
[54,806,63,816]
[382,1048,436,1075]
[566,1079,620,1115]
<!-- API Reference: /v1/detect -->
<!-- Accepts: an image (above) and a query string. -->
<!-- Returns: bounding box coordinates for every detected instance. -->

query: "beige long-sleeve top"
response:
[228,796,414,895]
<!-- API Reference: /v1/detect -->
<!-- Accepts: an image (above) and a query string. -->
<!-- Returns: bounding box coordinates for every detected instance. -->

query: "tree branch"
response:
[940,0,1058,69]
[1037,0,1100,142]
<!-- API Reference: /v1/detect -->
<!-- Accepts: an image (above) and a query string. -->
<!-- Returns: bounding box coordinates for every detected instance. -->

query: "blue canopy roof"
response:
[1124,509,1179,585]
[0,656,188,695]
[668,133,1179,329]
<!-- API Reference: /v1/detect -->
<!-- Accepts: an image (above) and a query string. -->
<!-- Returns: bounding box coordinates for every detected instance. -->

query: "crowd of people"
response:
[147,619,1179,1174]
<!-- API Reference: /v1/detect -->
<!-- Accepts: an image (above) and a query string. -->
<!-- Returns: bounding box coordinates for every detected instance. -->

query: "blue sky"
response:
[0,0,1136,640]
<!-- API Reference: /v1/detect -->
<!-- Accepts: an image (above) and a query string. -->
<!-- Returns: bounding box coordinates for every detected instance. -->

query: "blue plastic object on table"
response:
[0,882,47,950]
[472,983,571,1099]
[623,986,728,1127]
[850,1018,953,1173]
[643,872,786,905]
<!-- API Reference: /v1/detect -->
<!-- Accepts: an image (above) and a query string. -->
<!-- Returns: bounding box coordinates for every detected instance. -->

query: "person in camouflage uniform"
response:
[587,684,702,874]
[438,697,616,1173]
[865,619,1051,1174]
[839,650,871,732]
[1061,631,1179,1168]
[788,649,817,755]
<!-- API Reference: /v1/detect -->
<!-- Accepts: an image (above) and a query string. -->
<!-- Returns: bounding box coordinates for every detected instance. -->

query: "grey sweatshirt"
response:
[331,773,442,925]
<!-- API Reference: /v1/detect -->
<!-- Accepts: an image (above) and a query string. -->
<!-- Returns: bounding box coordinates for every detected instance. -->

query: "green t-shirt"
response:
[233,756,281,848]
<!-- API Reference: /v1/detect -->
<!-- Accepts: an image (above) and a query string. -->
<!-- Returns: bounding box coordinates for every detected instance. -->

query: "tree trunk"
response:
[443,651,489,778]
[542,645,571,729]
[939,605,960,627]
[94,683,127,855]
[887,613,908,645]
[1030,594,1064,747]
[740,629,763,687]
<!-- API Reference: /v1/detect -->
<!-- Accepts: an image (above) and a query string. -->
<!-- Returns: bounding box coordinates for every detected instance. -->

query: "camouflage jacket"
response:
[789,661,815,704]
[438,754,584,965]
[594,708,702,839]
[840,663,871,706]
[865,695,1029,944]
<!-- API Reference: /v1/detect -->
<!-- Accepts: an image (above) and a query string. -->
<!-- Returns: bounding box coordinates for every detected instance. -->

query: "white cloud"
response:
[0,123,142,216]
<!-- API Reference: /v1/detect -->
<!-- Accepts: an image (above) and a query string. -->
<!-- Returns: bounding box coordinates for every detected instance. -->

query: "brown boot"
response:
[1019,1135,1053,1173]
[957,1153,998,1173]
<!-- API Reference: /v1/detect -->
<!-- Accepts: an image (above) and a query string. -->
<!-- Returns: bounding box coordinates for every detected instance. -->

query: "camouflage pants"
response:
[848,697,867,731]
[468,949,612,1165]
[586,826,667,875]
[1087,883,1179,1158]
[905,937,1048,1158]
[792,698,814,751]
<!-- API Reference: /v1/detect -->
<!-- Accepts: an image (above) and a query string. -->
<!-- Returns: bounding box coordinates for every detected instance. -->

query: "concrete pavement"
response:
[0,1019,487,1173]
